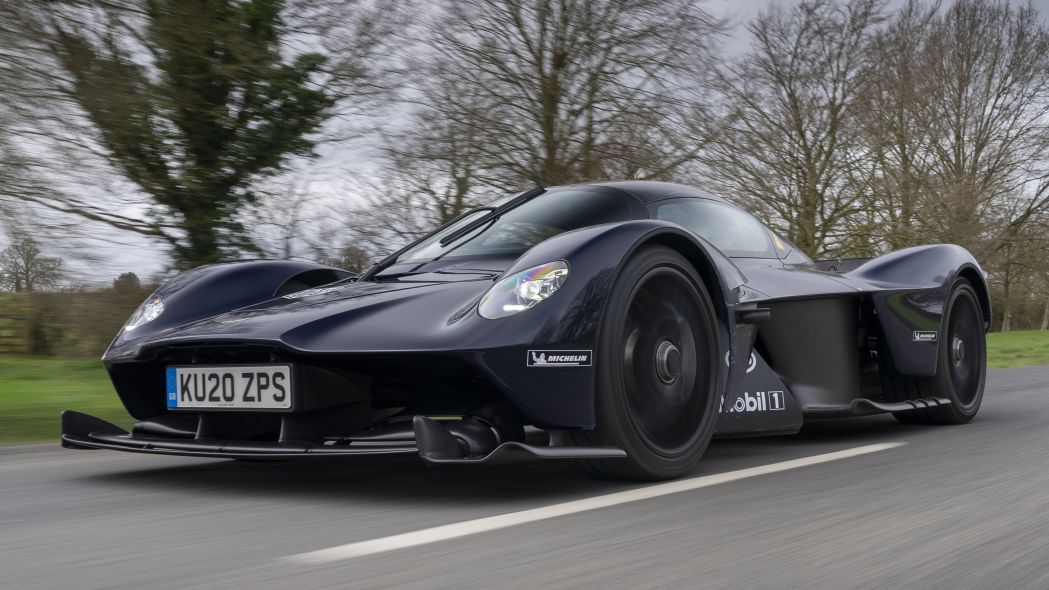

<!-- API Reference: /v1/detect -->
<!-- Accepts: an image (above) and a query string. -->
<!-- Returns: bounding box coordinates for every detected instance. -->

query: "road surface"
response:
[2,367,1048,589]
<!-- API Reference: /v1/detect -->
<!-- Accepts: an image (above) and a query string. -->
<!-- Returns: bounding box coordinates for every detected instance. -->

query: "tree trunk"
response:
[1041,296,1049,331]
[176,210,223,269]
[1001,273,1012,332]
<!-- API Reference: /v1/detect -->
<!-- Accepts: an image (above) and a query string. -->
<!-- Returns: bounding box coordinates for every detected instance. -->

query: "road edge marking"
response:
[286,442,906,564]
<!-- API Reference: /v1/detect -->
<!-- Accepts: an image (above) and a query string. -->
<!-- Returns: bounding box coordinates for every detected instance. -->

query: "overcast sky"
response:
[38,0,1049,286]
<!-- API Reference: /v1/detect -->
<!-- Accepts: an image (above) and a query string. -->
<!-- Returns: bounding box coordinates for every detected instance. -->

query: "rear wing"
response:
[813,258,873,273]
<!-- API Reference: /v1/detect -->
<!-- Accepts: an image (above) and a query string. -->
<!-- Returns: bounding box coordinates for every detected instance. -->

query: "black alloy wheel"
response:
[570,245,725,480]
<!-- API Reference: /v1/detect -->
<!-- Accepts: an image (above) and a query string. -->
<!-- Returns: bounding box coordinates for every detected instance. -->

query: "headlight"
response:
[124,296,164,332]
[479,261,569,319]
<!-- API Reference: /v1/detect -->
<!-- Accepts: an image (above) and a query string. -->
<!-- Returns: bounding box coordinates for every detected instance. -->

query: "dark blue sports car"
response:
[63,181,989,480]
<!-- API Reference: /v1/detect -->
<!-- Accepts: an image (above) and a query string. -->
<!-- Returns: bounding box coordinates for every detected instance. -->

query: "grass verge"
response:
[0,356,131,444]
[986,329,1049,369]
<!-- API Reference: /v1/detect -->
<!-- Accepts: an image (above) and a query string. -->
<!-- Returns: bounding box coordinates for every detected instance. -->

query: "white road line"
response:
[286,441,906,565]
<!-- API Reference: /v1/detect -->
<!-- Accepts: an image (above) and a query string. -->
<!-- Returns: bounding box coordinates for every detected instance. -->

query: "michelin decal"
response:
[527,350,593,367]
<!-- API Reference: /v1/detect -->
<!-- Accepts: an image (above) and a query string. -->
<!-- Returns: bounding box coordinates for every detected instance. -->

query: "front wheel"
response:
[569,245,725,481]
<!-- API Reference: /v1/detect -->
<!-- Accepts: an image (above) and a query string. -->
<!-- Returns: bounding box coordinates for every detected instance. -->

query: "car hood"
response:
[108,259,519,359]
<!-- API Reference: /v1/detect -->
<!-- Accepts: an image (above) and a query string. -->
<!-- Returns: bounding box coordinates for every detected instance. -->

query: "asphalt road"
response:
[3,367,1049,589]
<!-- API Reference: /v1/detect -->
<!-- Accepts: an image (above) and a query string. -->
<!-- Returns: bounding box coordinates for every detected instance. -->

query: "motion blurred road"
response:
[3,367,1048,590]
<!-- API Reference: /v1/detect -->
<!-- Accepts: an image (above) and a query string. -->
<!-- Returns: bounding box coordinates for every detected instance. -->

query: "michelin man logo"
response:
[913,331,938,342]
[527,350,592,367]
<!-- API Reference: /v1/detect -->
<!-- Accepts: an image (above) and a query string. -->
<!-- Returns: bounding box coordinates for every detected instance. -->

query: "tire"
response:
[569,245,725,481]
[880,280,986,425]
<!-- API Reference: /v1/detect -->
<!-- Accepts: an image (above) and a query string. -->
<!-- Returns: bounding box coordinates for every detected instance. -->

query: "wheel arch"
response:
[505,221,744,340]
[563,230,734,479]
[957,265,991,329]
[458,220,746,430]
[636,230,739,335]
[848,245,989,377]
[608,229,743,422]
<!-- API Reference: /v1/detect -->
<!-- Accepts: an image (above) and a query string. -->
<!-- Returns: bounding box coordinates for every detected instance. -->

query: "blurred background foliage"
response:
[3,0,1049,359]
[0,268,152,356]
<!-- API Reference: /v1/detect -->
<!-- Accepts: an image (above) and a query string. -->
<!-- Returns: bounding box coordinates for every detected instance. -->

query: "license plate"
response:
[166,365,292,411]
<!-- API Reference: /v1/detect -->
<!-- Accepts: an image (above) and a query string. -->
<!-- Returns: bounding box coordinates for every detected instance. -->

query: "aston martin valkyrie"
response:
[62,181,989,480]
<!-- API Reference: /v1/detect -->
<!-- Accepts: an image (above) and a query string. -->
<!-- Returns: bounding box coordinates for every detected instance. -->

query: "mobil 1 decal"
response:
[723,350,789,413]
[722,344,784,412]
[715,347,803,436]
[720,390,786,413]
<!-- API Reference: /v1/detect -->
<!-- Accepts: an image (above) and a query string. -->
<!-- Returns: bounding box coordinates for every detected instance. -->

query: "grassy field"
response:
[0,357,131,444]
[1,330,1048,443]
[986,330,1049,369]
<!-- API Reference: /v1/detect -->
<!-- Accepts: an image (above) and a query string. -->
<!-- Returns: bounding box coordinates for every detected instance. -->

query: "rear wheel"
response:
[881,280,986,424]
[570,246,724,481]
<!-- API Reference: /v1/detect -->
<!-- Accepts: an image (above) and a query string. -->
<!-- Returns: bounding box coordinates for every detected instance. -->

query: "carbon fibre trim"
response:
[61,434,416,458]
[61,410,626,464]
[804,397,952,418]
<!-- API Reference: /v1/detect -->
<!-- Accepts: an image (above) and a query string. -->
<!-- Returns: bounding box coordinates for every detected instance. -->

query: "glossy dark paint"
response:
[104,220,743,430]
[110,260,352,348]
[97,181,989,441]
[846,244,990,377]
[723,244,988,416]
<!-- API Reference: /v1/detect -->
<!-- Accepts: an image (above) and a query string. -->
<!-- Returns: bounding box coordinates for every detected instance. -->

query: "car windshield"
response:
[653,198,775,258]
[396,188,644,263]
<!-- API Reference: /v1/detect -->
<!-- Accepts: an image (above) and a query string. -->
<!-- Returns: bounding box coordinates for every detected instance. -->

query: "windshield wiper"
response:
[438,185,546,246]
[432,215,499,261]
[358,185,546,282]
[436,206,498,246]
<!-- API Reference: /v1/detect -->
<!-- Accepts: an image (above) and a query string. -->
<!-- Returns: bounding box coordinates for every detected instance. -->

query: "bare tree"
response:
[919,0,1049,252]
[423,0,723,188]
[246,163,338,260]
[342,0,725,258]
[341,96,492,258]
[0,237,63,292]
[853,0,940,250]
[112,272,142,293]
[701,0,885,257]
[986,190,1049,330]
[320,244,371,273]
[863,0,1049,333]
